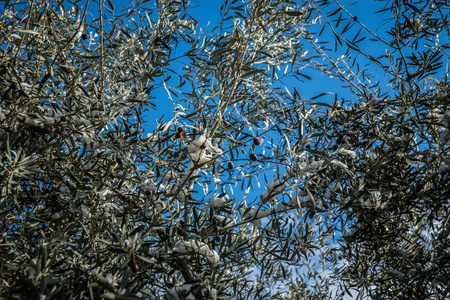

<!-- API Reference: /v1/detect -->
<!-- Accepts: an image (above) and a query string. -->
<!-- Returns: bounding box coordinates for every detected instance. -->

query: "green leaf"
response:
[17,29,39,35]
[242,68,266,77]
[107,0,115,11]
[282,11,303,17]
[405,3,421,14]
[311,92,334,100]
[313,101,333,108]
[101,292,116,299]
[81,55,101,59]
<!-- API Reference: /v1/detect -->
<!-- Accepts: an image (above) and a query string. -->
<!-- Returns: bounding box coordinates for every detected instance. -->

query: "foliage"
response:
[1,0,449,299]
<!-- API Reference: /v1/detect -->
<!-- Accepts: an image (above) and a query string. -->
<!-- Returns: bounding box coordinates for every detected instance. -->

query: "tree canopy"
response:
[1,0,449,299]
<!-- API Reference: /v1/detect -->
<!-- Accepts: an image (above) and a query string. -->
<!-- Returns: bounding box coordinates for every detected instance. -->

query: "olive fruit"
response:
[253,137,261,145]
[177,221,185,237]
[177,228,184,237]
[130,262,139,273]
[249,153,257,161]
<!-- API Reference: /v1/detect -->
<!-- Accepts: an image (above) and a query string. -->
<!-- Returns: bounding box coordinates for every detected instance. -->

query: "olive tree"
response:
[1,0,449,299]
